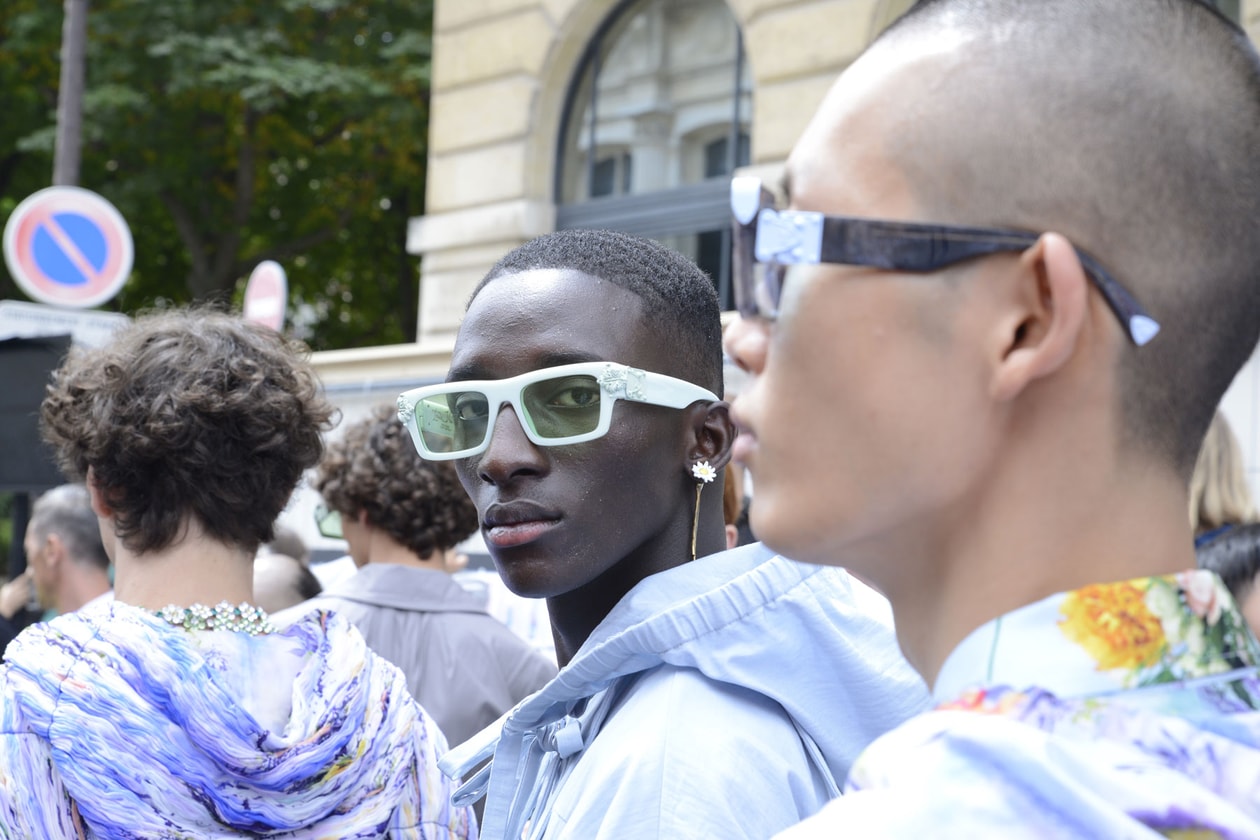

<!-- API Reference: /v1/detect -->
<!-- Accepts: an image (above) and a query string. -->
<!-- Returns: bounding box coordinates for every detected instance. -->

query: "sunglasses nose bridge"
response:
[474,398,549,484]
[482,397,534,451]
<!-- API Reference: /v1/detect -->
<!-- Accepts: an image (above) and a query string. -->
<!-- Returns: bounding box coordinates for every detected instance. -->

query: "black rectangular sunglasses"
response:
[730,176,1159,347]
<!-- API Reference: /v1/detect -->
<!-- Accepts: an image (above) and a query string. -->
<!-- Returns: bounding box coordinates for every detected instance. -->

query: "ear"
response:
[990,232,1089,403]
[85,468,115,519]
[684,401,737,473]
[41,533,66,572]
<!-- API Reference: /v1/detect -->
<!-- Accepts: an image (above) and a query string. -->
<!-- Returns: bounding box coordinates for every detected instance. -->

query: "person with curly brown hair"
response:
[278,404,556,752]
[0,309,475,839]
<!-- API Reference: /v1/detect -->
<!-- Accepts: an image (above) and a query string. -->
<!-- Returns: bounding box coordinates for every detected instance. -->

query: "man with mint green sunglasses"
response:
[398,362,718,460]
[399,228,927,840]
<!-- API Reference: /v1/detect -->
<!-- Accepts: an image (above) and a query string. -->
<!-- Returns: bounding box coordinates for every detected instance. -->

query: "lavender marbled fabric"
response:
[0,601,476,839]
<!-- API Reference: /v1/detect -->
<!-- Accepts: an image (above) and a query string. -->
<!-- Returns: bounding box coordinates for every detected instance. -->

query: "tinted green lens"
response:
[415,392,490,454]
[314,505,342,539]
[521,374,602,439]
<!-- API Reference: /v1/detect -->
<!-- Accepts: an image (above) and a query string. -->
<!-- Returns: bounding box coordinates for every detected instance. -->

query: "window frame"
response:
[553,0,749,308]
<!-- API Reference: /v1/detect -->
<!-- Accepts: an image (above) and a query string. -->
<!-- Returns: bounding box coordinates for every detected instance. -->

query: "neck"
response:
[56,568,112,614]
[546,488,728,667]
[877,449,1194,691]
[111,518,256,610]
[366,532,454,572]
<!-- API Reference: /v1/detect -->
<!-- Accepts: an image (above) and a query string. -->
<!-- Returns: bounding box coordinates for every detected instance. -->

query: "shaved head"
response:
[867,0,1260,473]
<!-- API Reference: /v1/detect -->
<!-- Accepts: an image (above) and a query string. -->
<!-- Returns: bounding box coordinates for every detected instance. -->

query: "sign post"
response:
[3,186,133,309]
[244,259,287,331]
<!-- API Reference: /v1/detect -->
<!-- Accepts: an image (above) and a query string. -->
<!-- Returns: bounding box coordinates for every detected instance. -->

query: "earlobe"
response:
[685,401,737,473]
[991,232,1089,403]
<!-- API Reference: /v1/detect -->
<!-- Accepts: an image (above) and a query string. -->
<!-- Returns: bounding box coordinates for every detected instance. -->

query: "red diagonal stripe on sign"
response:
[29,207,106,287]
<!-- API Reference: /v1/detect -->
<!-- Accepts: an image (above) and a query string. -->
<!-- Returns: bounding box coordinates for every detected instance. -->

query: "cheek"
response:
[750,310,989,562]
[454,459,498,523]
[565,426,683,536]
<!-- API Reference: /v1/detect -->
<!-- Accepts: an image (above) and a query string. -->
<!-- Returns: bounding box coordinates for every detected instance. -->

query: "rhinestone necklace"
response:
[151,601,275,635]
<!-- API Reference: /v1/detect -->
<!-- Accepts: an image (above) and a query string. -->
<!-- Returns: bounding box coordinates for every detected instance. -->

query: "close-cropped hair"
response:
[1198,521,1260,604]
[882,0,1260,475]
[474,229,725,396]
[28,484,109,572]
[1190,411,1256,533]
[40,308,335,555]
[315,404,478,559]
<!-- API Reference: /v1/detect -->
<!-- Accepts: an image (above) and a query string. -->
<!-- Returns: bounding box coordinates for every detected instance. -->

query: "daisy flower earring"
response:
[689,460,717,561]
[692,461,717,484]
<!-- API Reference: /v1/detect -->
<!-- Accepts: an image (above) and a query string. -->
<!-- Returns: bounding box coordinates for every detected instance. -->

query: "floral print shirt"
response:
[776,570,1260,839]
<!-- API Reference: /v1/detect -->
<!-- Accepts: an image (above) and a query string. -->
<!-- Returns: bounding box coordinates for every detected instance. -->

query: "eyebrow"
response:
[446,351,609,383]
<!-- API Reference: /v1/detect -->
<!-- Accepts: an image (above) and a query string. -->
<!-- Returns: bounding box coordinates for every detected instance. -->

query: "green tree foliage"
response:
[0,0,432,349]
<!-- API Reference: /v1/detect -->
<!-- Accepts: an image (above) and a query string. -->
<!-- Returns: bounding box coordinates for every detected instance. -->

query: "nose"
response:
[475,403,548,486]
[723,315,770,376]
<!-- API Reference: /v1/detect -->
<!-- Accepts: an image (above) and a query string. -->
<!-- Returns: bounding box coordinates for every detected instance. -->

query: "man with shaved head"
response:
[724,0,1260,833]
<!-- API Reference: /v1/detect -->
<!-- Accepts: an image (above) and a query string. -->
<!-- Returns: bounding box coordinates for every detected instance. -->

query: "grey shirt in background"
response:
[276,563,557,747]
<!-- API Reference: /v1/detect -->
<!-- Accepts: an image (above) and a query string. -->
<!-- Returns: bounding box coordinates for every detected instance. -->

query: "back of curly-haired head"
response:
[473,229,724,395]
[40,308,335,555]
[316,404,478,559]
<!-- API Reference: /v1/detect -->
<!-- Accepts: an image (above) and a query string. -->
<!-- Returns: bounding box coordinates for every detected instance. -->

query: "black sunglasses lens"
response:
[733,221,760,318]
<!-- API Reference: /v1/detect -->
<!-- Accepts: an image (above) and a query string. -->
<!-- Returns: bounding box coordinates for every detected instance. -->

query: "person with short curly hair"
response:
[317,404,481,563]
[0,309,475,839]
[280,404,556,752]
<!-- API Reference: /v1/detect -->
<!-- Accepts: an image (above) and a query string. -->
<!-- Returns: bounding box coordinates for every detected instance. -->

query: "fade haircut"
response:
[316,404,478,559]
[472,229,724,395]
[877,0,1260,475]
[40,309,336,555]
[1198,522,1260,605]
[28,484,109,572]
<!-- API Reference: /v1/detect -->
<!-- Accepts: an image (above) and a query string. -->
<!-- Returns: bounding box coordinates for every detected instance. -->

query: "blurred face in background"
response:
[23,529,55,610]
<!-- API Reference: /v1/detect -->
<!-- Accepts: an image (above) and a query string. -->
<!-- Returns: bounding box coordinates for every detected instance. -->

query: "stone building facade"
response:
[408,0,922,346]
[307,0,1260,509]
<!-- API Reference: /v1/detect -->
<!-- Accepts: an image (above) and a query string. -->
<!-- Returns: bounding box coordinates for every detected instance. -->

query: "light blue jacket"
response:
[441,543,930,839]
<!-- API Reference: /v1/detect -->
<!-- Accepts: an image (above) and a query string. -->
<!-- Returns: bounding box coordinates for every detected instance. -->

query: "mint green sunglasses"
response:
[398,362,719,461]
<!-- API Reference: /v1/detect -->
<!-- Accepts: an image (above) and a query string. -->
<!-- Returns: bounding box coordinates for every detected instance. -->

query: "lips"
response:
[483,500,562,549]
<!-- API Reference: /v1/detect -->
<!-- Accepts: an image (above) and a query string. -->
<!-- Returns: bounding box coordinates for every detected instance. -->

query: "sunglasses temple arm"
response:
[820,221,1036,271]
[1074,250,1160,346]
[824,222,1160,347]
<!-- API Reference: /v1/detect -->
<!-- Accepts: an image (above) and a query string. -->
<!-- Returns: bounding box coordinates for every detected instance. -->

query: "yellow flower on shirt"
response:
[1059,581,1166,673]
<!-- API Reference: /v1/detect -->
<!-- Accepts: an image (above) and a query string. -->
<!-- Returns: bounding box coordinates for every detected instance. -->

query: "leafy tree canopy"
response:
[0,0,432,349]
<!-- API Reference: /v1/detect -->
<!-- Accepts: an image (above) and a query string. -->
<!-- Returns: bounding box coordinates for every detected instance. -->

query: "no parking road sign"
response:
[3,186,133,309]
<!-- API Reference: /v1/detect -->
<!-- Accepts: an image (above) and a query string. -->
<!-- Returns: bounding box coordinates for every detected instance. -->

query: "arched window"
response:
[556,0,751,309]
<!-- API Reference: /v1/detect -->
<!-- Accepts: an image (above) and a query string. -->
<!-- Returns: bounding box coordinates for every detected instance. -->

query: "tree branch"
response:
[209,107,259,284]
[236,210,352,272]
[311,117,350,147]
[158,188,211,294]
